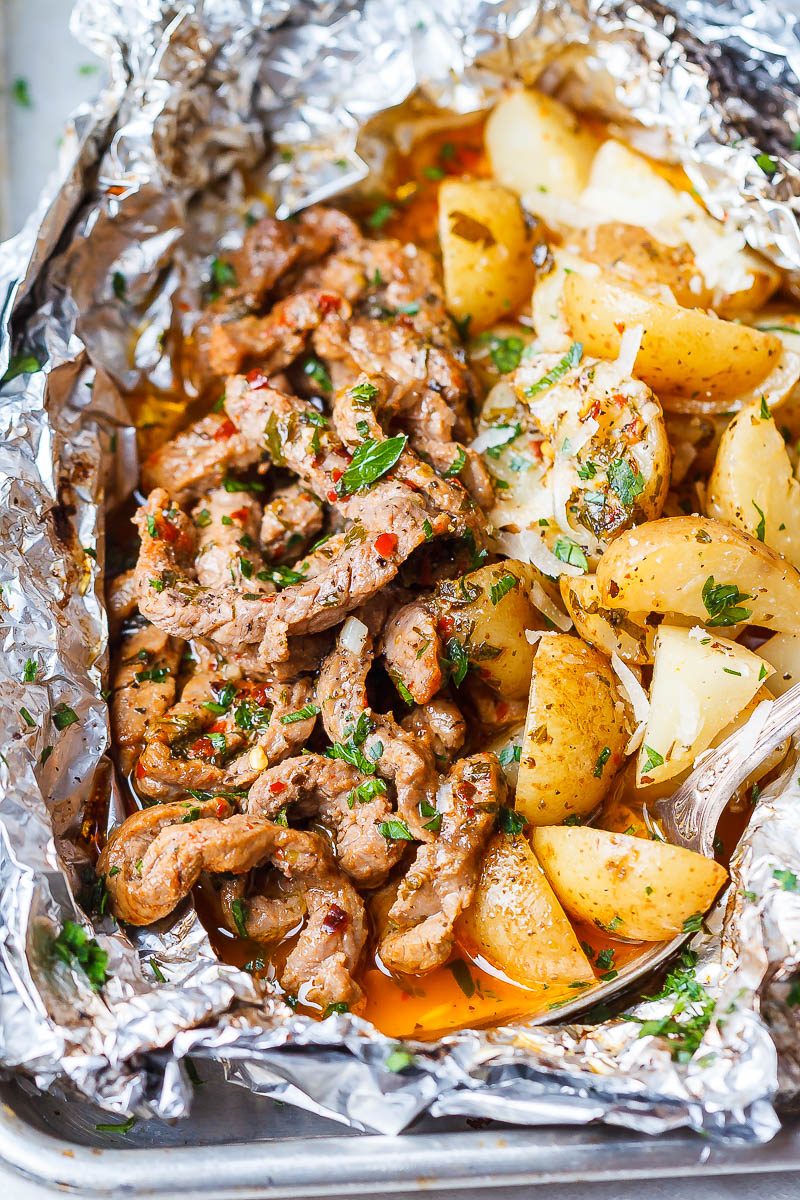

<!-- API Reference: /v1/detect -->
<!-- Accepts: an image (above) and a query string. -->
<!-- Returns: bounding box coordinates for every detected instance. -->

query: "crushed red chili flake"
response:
[269,780,287,795]
[191,736,215,759]
[216,801,228,818]
[438,615,455,636]
[135,760,145,779]
[609,580,620,598]
[614,321,626,335]
[374,532,398,557]
[230,507,250,522]
[209,719,227,733]
[246,369,270,390]
[318,293,342,314]
[321,902,349,933]
[330,467,343,483]
[160,518,180,543]
[213,417,238,440]
[327,489,338,503]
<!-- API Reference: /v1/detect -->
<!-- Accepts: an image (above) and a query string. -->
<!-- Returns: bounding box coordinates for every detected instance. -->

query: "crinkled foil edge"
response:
[0,0,799,1140]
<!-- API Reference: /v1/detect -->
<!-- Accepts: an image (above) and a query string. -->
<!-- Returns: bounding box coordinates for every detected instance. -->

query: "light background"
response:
[1,0,800,1196]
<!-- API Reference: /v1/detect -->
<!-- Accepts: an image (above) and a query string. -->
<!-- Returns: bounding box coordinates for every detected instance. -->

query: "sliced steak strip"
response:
[381,598,442,705]
[378,753,502,975]
[107,569,139,634]
[400,697,466,766]
[192,487,270,591]
[141,411,263,506]
[99,799,366,1012]
[259,483,323,562]
[208,289,351,378]
[317,616,440,841]
[110,622,183,778]
[137,672,317,797]
[246,753,404,887]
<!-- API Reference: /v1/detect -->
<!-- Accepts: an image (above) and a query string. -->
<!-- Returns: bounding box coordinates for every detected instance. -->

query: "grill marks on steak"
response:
[378,753,503,975]
[98,798,366,1012]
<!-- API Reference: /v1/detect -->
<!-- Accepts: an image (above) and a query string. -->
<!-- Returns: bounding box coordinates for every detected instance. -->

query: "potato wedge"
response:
[484,722,525,791]
[561,271,782,404]
[435,559,544,700]
[636,626,771,786]
[758,632,800,697]
[459,832,595,986]
[532,826,728,942]
[560,573,656,664]
[485,89,598,201]
[707,400,800,568]
[515,633,629,825]
[438,179,537,332]
[596,515,800,633]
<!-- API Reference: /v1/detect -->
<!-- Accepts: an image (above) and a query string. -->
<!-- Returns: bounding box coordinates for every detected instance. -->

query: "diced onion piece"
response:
[613,323,643,378]
[341,615,369,656]
[611,652,650,725]
[496,528,583,579]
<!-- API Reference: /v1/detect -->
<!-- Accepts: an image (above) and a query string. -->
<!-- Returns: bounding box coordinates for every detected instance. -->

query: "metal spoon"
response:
[536,682,800,1025]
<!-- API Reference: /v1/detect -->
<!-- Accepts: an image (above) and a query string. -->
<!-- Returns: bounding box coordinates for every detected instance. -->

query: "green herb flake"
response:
[209,257,237,293]
[2,352,42,384]
[443,446,467,478]
[347,777,388,808]
[386,1047,416,1072]
[760,395,771,420]
[773,868,800,892]
[112,271,127,300]
[641,744,665,774]
[53,704,79,731]
[482,333,525,374]
[231,898,249,938]
[280,702,320,725]
[323,1001,350,1017]
[498,807,525,836]
[378,818,414,842]
[755,152,778,176]
[445,637,470,687]
[608,457,645,508]
[489,572,518,606]
[11,78,32,108]
[752,500,766,542]
[553,536,588,572]
[95,1117,136,1135]
[303,357,333,395]
[446,958,475,998]
[53,919,108,992]
[593,746,612,778]
[682,911,705,933]
[22,658,37,683]
[338,435,407,494]
[524,342,582,399]
[701,576,753,627]
[367,202,396,230]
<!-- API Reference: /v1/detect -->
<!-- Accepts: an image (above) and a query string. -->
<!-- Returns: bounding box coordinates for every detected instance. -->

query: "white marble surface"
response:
[2,2,800,1197]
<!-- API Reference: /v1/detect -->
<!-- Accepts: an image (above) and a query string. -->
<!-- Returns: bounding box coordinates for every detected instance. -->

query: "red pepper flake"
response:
[318,293,342,314]
[331,467,343,483]
[246,369,270,390]
[216,800,228,818]
[269,780,287,795]
[327,489,338,504]
[614,321,626,335]
[191,736,215,759]
[160,519,180,543]
[589,399,602,421]
[135,760,145,779]
[496,701,509,721]
[438,615,455,636]
[374,532,398,557]
[321,902,349,933]
[250,684,270,707]
[213,417,238,441]
[209,719,227,734]
[457,780,476,802]
[230,507,250,522]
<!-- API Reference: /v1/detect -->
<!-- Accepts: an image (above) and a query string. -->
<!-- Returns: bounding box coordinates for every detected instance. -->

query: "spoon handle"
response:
[655,683,800,857]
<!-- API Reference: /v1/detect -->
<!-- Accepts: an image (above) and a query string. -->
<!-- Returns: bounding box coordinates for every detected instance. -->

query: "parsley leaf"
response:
[53,920,108,991]
[498,807,525,835]
[489,572,518,606]
[338,435,407,494]
[701,576,753,627]
[608,458,645,508]
[641,744,664,774]
[524,342,582,398]
[378,818,414,841]
[553,536,588,571]
[280,702,320,725]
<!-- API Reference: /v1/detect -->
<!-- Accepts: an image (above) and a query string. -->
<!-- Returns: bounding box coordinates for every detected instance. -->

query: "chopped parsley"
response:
[524,342,582,398]
[280,702,320,725]
[386,1047,416,1072]
[773,868,800,892]
[112,271,127,300]
[498,807,525,835]
[323,1001,350,1017]
[347,777,388,808]
[53,704,79,731]
[608,458,645,508]
[22,658,37,683]
[641,744,664,774]
[489,572,518,606]
[553,536,588,572]
[338,435,407,494]
[481,333,525,374]
[303,357,333,395]
[497,744,521,768]
[593,747,611,778]
[209,257,237,296]
[447,958,475,998]
[760,395,771,420]
[443,447,467,478]
[194,508,211,528]
[630,948,714,1063]
[2,352,42,384]
[95,1117,137,1135]
[682,912,705,932]
[444,637,470,686]
[752,500,766,542]
[230,898,249,938]
[53,919,108,992]
[367,202,396,230]
[419,797,442,833]
[378,818,414,841]
[701,576,753,627]
[135,666,169,684]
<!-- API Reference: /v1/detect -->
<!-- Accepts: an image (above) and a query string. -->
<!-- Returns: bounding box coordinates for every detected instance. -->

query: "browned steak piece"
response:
[110,622,182,778]
[141,411,263,506]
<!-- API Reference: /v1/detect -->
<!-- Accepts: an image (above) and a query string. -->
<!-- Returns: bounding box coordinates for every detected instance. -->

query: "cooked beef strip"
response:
[192,487,271,591]
[378,753,502,975]
[141,411,264,506]
[99,799,366,1010]
[245,753,404,887]
[137,672,317,796]
[259,483,323,561]
[381,598,442,705]
[110,622,183,777]
[400,697,466,765]
[208,289,351,378]
[316,616,441,841]
[106,569,139,634]
[227,207,360,311]
[220,853,368,1012]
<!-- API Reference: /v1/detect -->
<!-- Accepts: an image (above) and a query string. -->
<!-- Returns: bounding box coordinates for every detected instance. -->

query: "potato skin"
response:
[532,826,728,942]
[459,832,595,986]
[438,179,537,332]
[436,560,545,700]
[596,515,800,633]
[561,271,782,405]
[707,400,800,569]
[515,634,630,826]
[559,574,655,665]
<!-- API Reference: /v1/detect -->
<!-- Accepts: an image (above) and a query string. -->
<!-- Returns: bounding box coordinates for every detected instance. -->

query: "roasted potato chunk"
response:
[485,89,598,201]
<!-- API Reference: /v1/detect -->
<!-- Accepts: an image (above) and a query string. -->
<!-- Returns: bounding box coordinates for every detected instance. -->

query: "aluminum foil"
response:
[1,0,800,1141]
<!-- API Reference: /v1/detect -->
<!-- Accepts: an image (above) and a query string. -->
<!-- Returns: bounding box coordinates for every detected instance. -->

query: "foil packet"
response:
[1,0,800,1140]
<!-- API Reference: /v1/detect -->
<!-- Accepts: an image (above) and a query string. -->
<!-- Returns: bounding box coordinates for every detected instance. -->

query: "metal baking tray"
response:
[2,1068,799,1199]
